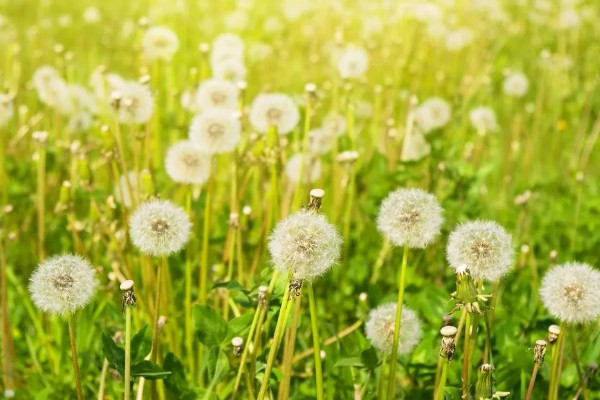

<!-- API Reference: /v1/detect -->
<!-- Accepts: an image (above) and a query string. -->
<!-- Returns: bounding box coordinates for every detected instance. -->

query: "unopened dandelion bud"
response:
[231,336,243,357]
[258,285,268,307]
[453,267,479,310]
[139,74,151,85]
[309,188,325,211]
[533,339,547,364]
[547,325,560,344]
[305,83,317,93]
[113,331,123,343]
[140,169,154,199]
[439,326,458,360]
[199,42,210,54]
[120,280,136,313]
[475,364,494,400]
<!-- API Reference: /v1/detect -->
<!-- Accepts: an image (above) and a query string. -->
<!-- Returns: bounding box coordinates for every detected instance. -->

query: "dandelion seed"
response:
[142,26,179,62]
[365,303,422,355]
[129,199,192,257]
[249,93,299,135]
[29,254,97,316]
[337,45,369,79]
[376,188,443,248]
[189,108,241,154]
[268,209,342,281]
[540,262,600,324]
[503,72,529,97]
[113,80,154,124]
[285,154,322,184]
[195,78,239,111]
[165,140,211,184]
[447,220,514,282]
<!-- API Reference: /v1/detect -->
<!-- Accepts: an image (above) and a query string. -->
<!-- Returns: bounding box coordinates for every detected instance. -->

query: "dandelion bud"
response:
[129,199,192,257]
[29,254,98,316]
[376,188,443,249]
[547,325,560,344]
[77,157,90,186]
[540,262,600,324]
[309,188,325,211]
[475,364,494,400]
[365,303,422,356]
[257,285,268,307]
[268,209,342,281]
[231,336,243,357]
[439,326,458,360]
[533,339,547,364]
[120,280,136,313]
[452,267,481,314]
[337,150,359,164]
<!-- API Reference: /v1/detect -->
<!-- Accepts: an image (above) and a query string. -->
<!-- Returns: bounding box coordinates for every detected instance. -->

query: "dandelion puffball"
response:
[268,209,342,281]
[129,199,192,257]
[211,58,247,82]
[414,97,452,134]
[285,154,322,184]
[189,108,241,154]
[469,106,499,133]
[503,72,529,97]
[308,127,336,155]
[249,93,300,135]
[165,140,211,184]
[142,26,179,62]
[29,254,97,316]
[114,81,154,124]
[540,262,600,324]
[195,79,239,111]
[447,220,513,282]
[376,188,443,248]
[365,303,422,355]
[322,112,347,136]
[337,45,369,79]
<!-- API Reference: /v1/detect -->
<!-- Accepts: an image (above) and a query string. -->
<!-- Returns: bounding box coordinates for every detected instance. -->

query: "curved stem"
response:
[67,315,84,400]
[386,245,409,400]
[524,363,540,400]
[232,303,263,398]
[307,283,324,400]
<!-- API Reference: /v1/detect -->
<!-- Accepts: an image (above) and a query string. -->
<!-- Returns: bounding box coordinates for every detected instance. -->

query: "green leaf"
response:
[130,324,152,364]
[163,353,190,397]
[211,280,246,292]
[194,305,228,347]
[101,332,124,376]
[206,346,229,387]
[360,347,379,369]
[131,360,171,380]
[224,313,254,344]
[334,356,364,368]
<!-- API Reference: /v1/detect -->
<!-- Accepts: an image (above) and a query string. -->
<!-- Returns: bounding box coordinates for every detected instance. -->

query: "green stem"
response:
[462,312,472,398]
[199,177,212,304]
[257,279,294,400]
[307,283,324,400]
[37,146,46,259]
[524,363,540,400]
[184,187,194,377]
[434,358,449,400]
[151,258,164,400]
[377,357,387,399]
[369,239,390,284]
[386,245,409,400]
[569,326,589,400]
[124,306,132,400]
[232,302,263,398]
[67,315,84,400]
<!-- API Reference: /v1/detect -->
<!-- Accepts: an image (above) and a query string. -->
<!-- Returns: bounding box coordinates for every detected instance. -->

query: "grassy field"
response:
[1,0,600,399]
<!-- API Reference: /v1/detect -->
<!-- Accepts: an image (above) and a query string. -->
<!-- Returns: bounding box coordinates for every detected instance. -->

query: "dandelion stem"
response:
[36,145,46,259]
[307,283,324,400]
[199,176,213,304]
[257,278,294,400]
[386,244,409,400]
[569,326,589,400]
[279,293,302,400]
[232,301,263,399]
[150,258,165,400]
[124,305,132,400]
[184,186,195,377]
[434,358,450,400]
[524,363,540,400]
[98,359,109,400]
[67,315,84,400]
[377,357,387,399]
[462,311,472,398]
[369,239,390,284]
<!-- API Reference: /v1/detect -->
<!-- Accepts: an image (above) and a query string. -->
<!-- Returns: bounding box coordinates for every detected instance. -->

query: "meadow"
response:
[1,0,600,399]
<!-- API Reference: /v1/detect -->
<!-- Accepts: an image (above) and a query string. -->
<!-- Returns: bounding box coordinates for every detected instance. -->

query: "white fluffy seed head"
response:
[268,209,342,281]
[540,262,600,324]
[503,72,529,97]
[211,58,247,82]
[114,81,154,124]
[308,127,336,155]
[29,254,98,316]
[189,108,241,154]
[446,220,514,282]
[365,303,422,356]
[469,106,498,134]
[401,130,431,162]
[322,112,347,136]
[165,140,211,184]
[337,45,369,79]
[195,79,239,111]
[285,154,322,184]
[32,66,72,114]
[211,33,245,60]
[129,199,192,257]
[250,93,300,135]
[142,26,179,62]
[376,188,443,248]
[414,97,452,133]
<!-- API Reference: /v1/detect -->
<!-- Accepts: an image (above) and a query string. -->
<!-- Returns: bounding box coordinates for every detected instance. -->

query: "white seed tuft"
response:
[189,108,241,154]
[165,140,211,184]
[249,93,300,135]
[365,303,422,356]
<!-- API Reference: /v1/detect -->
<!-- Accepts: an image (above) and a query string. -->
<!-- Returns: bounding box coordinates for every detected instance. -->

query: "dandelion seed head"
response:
[322,112,346,136]
[365,303,422,355]
[337,45,369,79]
[540,262,600,324]
[195,79,239,111]
[142,26,179,61]
[503,72,529,97]
[29,254,97,316]
[189,108,241,154]
[469,106,498,133]
[400,130,431,161]
[308,127,336,155]
[285,154,322,184]
[165,140,211,184]
[211,58,247,82]
[447,220,513,282]
[249,93,300,135]
[32,66,72,114]
[113,81,154,124]
[268,209,342,281]
[414,97,452,133]
[129,199,192,257]
[376,188,443,248]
